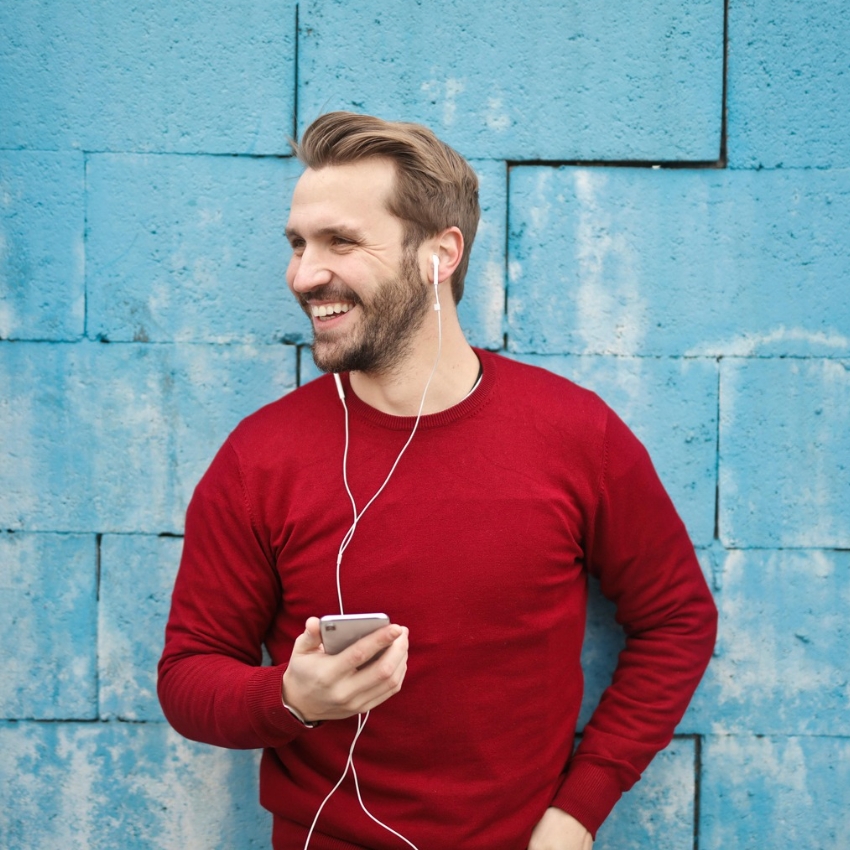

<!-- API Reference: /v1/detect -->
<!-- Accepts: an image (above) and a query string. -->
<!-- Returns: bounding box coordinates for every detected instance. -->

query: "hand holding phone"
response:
[282,614,409,722]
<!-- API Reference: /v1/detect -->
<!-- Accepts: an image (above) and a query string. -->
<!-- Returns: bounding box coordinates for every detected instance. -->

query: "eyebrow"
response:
[285,224,365,241]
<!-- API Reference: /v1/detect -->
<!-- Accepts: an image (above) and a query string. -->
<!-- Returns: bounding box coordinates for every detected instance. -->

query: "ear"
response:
[422,226,464,285]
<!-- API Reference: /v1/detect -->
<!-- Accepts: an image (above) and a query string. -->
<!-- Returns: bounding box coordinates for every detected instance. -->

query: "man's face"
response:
[285,160,431,375]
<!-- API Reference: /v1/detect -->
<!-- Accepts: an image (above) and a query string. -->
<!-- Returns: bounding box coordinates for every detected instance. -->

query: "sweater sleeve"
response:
[552,408,718,836]
[157,439,307,749]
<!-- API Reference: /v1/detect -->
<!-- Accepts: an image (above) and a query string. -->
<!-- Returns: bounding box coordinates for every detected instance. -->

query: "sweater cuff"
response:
[551,761,624,839]
[245,664,309,746]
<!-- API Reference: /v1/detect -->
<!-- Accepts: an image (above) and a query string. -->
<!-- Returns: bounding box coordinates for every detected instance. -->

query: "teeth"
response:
[311,302,352,318]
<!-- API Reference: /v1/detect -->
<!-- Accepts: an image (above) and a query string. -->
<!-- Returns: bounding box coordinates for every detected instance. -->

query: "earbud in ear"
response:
[431,254,441,311]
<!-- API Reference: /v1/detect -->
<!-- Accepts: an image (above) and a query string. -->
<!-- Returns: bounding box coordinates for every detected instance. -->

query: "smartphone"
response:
[320,613,390,655]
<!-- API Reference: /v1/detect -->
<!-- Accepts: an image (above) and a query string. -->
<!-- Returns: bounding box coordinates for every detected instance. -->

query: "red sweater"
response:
[158,350,717,849]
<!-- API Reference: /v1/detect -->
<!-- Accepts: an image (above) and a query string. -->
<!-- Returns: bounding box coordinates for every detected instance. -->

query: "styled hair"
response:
[293,112,480,303]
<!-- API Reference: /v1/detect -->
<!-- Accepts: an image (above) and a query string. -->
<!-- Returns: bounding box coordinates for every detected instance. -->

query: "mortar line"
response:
[83,152,90,340]
[506,158,724,170]
[719,0,730,166]
[293,3,300,142]
[95,532,102,720]
[502,161,511,353]
[714,358,722,540]
[694,735,702,850]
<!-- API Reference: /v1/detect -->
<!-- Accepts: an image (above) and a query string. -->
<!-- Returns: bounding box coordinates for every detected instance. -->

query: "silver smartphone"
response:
[320,613,390,655]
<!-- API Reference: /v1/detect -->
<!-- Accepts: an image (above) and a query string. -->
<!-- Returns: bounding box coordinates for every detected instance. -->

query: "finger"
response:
[340,625,407,671]
[293,617,323,654]
[337,639,409,710]
[346,655,409,713]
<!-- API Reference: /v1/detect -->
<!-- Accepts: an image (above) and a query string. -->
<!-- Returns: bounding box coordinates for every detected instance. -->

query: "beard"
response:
[300,250,433,375]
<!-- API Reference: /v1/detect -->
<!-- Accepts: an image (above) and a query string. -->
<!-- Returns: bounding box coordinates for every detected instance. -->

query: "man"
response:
[158,112,717,850]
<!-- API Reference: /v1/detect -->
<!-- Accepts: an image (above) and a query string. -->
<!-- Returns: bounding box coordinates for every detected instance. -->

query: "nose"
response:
[288,245,333,294]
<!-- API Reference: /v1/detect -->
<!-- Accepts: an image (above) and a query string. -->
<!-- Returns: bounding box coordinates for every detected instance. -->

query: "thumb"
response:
[293,617,323,654]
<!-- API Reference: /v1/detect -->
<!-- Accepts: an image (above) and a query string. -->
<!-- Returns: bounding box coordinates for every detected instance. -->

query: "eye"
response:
[288,236,305,254]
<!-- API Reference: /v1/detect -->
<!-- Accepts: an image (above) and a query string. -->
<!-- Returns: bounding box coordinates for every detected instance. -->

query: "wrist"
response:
[281,672,321,728]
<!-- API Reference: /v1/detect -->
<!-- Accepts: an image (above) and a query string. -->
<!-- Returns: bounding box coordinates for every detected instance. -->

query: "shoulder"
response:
[227,373,340,458]
[481,350,610,426]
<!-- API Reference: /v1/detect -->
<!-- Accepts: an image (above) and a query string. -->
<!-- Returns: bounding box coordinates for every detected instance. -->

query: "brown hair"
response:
[293,112,480,303]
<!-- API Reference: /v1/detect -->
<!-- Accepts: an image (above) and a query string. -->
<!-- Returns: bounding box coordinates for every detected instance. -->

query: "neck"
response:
[348,308,479,417]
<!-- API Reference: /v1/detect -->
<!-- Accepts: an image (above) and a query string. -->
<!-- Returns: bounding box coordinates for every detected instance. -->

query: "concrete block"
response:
[701,735,850,849]
[507,166,850,357]
[687,550,850,735]
[0,533,96,719]
[0,151,84,340]
[728,0,850,168]
[99,535,182,721]
[517,355,717,546]
[0,721,268,849]
[0,342,296,533]
[298,0,723,160]
[719,358,850,548]
[458,160,506,350]
[87,154,305,344]
[596,738,695,850]
[0,0,295,154]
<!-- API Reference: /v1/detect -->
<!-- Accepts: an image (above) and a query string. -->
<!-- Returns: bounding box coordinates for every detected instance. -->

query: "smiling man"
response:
[158,112,717,850]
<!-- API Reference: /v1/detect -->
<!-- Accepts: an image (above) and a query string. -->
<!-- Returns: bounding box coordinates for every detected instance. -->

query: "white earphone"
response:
[432,253,441,311]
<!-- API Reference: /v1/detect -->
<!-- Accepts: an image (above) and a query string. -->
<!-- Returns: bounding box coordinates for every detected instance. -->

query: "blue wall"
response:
[1,1,849,847]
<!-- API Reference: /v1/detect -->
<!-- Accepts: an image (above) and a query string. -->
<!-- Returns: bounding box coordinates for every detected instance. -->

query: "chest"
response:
[268,422,593,646]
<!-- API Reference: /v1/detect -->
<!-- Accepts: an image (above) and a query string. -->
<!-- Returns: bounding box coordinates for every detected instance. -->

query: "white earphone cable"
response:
[303,255,442,850]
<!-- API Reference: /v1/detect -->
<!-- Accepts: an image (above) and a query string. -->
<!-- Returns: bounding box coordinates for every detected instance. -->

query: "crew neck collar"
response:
[339,348,496,431]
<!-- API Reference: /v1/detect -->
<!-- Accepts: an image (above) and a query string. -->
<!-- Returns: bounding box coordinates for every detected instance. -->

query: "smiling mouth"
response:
[310,302,354,320]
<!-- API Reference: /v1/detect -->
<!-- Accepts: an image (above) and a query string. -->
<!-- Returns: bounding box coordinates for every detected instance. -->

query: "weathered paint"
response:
[298,0,724,160]
[2,0,849,845]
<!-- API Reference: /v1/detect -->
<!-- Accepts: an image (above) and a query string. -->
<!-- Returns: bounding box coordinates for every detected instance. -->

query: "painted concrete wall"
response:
[1,1,848,847]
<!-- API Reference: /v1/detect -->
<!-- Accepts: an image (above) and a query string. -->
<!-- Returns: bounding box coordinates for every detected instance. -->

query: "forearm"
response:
[158,438,304,748]
[158,645,305,749]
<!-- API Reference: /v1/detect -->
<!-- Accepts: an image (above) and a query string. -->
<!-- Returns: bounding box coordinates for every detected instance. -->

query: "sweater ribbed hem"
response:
[553,761,624,838]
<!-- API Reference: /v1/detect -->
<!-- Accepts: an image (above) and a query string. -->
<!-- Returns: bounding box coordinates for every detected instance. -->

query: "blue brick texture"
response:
[298,0,723,160]
[0,533,96,719]
[0,151,85,340]
[687,550,850,735]
[86,154,305,343]
[700,736,850,849]
[0,722,269,849]
[98,535,183,721]
[0,342,296,532]
[508,166,850,356]
[720,358,850,548]
[0,0,296,154]
[595,740,695,850]
[2,0,850,846]
[728,0,850,169]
